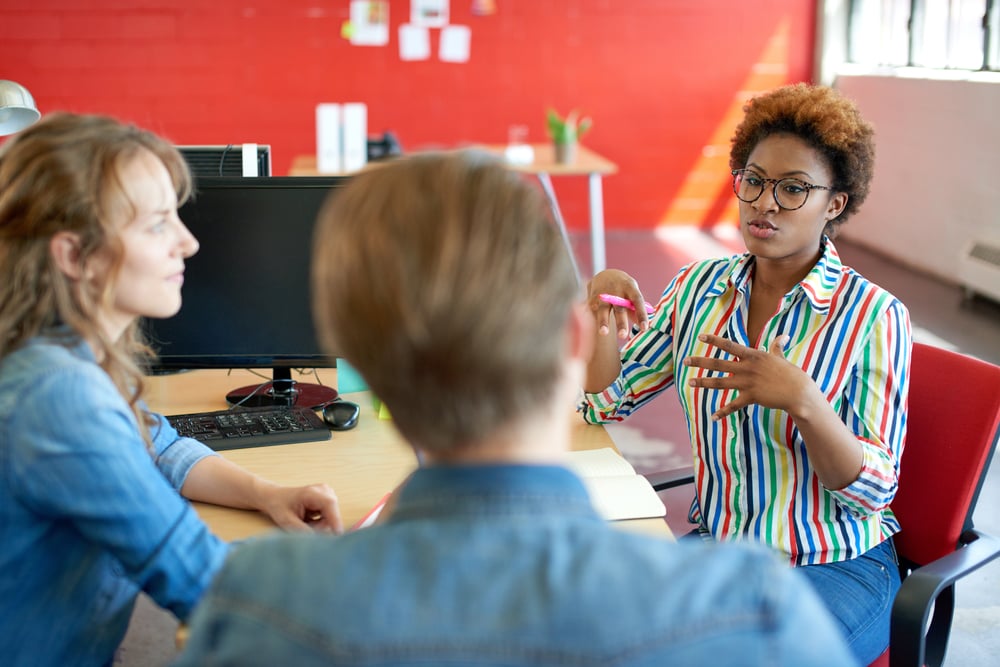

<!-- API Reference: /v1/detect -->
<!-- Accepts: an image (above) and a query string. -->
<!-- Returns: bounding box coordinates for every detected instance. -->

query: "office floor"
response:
[118,227,1000,666]
[594,227,1000,667]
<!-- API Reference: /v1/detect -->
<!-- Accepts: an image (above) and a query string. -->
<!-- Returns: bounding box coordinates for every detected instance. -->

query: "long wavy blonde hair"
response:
[0,112,192,446]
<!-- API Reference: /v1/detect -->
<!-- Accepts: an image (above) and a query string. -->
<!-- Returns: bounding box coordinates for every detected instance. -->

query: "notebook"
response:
[353,448,667,530]
[565,448,668,521]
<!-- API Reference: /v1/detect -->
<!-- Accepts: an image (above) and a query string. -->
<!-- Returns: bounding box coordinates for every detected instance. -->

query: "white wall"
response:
[834,73,1000,284]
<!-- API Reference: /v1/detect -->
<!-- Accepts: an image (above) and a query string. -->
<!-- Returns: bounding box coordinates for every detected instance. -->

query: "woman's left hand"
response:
[259,482,343,534]
[684,333,818,420]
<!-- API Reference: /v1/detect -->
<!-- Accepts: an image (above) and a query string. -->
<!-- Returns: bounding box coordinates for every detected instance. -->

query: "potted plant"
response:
[546,108,592,164]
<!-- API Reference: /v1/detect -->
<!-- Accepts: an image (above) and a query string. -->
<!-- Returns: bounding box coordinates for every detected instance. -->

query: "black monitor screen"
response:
[143,176,348,407]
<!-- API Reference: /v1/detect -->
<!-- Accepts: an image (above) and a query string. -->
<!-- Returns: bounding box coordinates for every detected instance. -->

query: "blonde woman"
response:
[0,113,341,666]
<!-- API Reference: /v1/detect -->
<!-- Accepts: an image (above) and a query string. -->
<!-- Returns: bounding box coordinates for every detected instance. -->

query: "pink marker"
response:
[599,293,655,315]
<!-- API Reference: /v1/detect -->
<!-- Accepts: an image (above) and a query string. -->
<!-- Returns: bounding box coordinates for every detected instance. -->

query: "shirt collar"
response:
[392,464,599,521]
[709,236,843,314]
[29,328,94,360]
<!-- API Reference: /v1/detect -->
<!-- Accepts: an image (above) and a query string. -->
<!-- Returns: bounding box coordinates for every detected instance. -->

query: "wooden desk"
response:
[145,368,670,540]
[288,143,618,275]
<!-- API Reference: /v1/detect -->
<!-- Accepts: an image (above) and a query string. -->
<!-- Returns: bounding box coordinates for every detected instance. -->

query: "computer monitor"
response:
[178,144,272,177]
[143,175,348,408]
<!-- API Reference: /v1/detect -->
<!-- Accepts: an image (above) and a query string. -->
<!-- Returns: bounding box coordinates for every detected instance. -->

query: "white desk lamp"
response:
[0,80,41,136]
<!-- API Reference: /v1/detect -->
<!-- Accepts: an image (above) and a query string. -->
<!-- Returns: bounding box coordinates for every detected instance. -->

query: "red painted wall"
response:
[0,0,816,230]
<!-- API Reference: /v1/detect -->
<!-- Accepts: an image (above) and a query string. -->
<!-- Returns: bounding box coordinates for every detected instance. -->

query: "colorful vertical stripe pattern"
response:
[580,240,911,565]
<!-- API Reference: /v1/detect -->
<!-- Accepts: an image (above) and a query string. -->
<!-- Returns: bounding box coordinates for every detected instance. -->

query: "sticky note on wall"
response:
[439,24,470,63]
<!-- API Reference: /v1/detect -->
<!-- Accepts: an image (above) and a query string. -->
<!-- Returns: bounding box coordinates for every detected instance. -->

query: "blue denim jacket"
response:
[0,336,230,666]
[176,465,856,666]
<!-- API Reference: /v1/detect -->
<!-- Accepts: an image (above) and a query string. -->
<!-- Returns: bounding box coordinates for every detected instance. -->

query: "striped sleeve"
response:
[828,299,911,516]
[579,268,687,424]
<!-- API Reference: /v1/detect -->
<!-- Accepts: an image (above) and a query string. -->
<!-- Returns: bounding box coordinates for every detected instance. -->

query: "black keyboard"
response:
[166,405,332,451]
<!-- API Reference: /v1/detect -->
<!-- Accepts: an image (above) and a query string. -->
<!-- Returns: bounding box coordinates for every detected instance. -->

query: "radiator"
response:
[959,238,1000,303]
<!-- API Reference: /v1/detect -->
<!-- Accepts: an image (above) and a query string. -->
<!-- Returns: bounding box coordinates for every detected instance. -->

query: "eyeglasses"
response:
[731,169,833,211]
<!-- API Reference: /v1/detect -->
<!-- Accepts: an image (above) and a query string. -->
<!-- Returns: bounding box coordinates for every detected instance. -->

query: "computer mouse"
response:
[322,400,361,431]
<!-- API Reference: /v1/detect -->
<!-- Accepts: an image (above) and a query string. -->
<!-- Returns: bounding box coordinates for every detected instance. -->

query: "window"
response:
[846,0,997,71]
[990,0,1000,66]
[849,0,910,67]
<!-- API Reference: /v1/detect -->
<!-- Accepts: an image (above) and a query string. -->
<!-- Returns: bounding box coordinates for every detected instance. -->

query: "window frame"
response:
[836,0,998,73]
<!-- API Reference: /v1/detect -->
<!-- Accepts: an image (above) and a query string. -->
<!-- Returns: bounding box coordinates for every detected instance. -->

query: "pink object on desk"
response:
[599,293,655,315]
[352,492,392,530]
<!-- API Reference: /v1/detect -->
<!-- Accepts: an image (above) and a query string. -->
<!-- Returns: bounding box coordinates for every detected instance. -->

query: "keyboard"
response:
[166,405,332,451]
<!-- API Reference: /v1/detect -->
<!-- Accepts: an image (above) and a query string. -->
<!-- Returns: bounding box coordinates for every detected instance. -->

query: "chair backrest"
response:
[891,342,1000,567]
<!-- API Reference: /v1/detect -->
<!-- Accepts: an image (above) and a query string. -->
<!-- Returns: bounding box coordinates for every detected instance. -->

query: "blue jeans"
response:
[798,538,900,665]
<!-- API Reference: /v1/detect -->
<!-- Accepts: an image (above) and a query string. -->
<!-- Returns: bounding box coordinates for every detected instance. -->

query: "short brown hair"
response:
[311,151,579,455]
[729,83,875,231]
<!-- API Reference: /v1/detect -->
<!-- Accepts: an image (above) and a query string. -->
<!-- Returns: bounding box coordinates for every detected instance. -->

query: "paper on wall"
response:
[411,0,449,28]
[348,1,389,46]
[438,24,470,63]
[399,24,430,61]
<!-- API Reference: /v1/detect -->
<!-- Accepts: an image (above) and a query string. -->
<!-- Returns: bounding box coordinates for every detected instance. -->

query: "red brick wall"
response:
[0,0,816,230]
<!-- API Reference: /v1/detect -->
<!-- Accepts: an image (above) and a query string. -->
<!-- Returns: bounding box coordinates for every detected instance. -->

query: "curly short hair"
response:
[729,84,875,229]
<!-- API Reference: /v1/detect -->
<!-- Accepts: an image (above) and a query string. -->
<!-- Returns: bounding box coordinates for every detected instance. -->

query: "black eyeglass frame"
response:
[731,169,834,211]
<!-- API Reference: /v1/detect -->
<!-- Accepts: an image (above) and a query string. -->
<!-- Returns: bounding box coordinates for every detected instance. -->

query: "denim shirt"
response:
[0,336,230,666]
[176,465,856,666]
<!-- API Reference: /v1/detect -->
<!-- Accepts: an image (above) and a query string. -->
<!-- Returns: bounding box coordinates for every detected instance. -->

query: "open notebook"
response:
[353,448,667,530]
[565,448,668,521]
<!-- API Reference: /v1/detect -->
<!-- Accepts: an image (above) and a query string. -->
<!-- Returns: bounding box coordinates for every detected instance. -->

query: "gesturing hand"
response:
[684,333,817,421]
[585,269,650,340]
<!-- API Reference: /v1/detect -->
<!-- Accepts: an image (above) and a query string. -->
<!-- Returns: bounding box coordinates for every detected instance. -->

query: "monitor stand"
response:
[225,367,337,410]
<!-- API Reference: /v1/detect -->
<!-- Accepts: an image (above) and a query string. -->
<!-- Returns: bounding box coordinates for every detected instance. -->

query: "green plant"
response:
[546,108,592,144]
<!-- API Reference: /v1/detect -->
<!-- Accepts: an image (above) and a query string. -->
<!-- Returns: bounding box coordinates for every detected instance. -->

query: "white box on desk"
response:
[342,102,368,173]
[316,103,342,174]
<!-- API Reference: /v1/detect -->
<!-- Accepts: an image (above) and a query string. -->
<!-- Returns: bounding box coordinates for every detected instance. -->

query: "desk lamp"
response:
[0,80,41,136]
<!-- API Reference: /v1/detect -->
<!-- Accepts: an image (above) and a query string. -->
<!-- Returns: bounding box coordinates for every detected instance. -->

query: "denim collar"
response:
[390,464,601,523]
[33,328,94,361]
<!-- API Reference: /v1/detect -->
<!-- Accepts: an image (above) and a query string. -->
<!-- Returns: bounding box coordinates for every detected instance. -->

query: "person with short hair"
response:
[582,83,909,664]
[0,112,342,666]
[176,149,855,666]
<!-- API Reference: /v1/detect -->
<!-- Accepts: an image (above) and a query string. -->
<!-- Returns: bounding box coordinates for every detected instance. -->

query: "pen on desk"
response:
[598,293,655,315]
[352,492,392,530]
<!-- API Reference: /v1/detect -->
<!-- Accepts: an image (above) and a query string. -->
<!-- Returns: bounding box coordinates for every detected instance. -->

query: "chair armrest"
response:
[643,466,695,491]
[890,529,1000,667]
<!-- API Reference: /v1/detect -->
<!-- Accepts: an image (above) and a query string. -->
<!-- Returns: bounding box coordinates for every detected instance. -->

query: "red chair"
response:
[646,342,1000,667]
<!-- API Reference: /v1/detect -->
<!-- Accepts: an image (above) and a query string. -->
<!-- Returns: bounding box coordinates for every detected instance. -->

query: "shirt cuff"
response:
[829,437,897,517]
[579,378,627,423]
[156,437,220,490]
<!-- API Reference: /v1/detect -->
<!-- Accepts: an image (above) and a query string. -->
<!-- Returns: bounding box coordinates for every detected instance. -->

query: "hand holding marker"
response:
[599,293,655,315]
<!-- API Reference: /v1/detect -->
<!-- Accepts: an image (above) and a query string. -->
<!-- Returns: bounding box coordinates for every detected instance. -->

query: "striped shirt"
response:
[581,239,911,566]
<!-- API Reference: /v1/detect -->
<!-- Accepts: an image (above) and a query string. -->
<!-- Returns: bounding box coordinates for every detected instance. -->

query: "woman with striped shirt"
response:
[581,83,910,664]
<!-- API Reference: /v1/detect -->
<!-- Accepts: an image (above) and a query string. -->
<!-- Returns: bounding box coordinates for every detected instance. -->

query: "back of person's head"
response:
[0,111,192,359]
[312,150,579,455]
[729,83,875,229]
